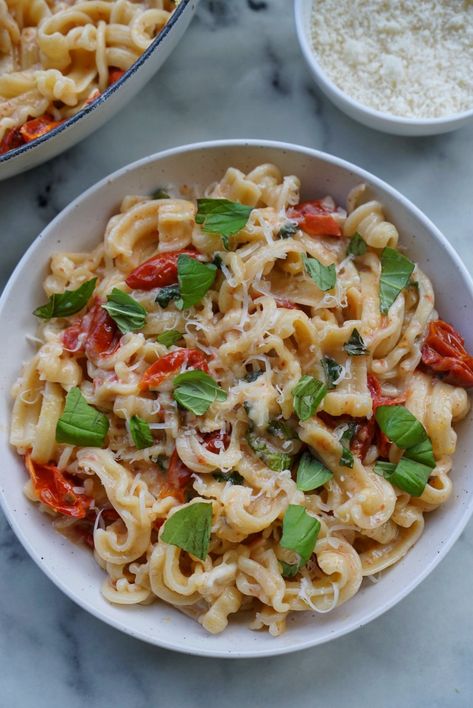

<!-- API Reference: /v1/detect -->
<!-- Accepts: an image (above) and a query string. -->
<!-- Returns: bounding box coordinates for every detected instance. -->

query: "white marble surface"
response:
[1,1,473,705]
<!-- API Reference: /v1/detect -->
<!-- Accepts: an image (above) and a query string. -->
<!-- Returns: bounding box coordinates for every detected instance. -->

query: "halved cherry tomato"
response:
[108,68,125,85]
[25,454,90,519]
[287,199,342,237]
[125,247,200,291]
[354,374,407,459]
[421,320,473,387]
[140,349,209,391]
[158,449,194,503]
[62,300,120,360]
[0,126,24,155]
[200,429,230,453]
[19,115,61,142]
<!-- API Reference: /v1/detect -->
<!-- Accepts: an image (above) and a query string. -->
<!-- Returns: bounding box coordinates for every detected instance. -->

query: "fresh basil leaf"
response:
[267,419,296,441]
[156,329,182,348]
[379,247,415,314]
[374,460,397,478]
[296,451,332,491]
[151,188,170,199]
[155,284,180,308]
[376,458,431,497]
[293,375,327,421]
[303,254,336,292]
[196,198,253,249]
[375,405,427,449]
[404,437,436,468]
[212,471,244,485]
[33,278,97,320]
[161,502,212,560]
[280,561,300,578]
[173,369,227,415]
[321,356,343,390]
[280,504,320,567]
[346,232,367,257]
[129,415,153,449]
[176,254,217,310]
[343,328,368,356]
[339,423,357,468]
[56,387,109,447]
[102,288,146,334]
[246,432,293,472]
[278,221,299,239]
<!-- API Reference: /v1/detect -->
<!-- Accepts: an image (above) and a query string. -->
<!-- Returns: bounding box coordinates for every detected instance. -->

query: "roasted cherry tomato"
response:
[108,68,126,85]
[25,454,90,519]
[0,126,24,155]
[62,300,120,360]
[158,449,194,502]
[140,349,209,391]
[359,374,407,459]
[125,247,200,291]
[287,199,342,237]
[421,320,473,387]
[19,115,61,142]
[200,429,230,453]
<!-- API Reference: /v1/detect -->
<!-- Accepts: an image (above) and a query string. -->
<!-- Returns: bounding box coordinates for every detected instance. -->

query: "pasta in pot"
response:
[0,0,177,154]
[9,163,472,636]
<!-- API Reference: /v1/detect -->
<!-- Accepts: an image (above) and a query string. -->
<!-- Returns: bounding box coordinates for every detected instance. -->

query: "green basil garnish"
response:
[173,369,227,415]
[155,284,180,308]
[343,328,368,356]
[379,247,415,314]
[280,561,300,578]
[374,457,432,497]
[293,375,327,421]
[280,504,320,571]
[33,278,97,320]
[267,419,296,441]
[156,329,182,348]
[176,254,217,310]
[246,432,292,472]
[303,254,336,292]
[375,405,428,449]
[56,387,109,447]
[196,198,253,250]
[278,221,299,239]
[403,437,436,468]
[339,423,357,468]
[151,188,170,199]
[161,502,212,560]
[346,232,367,257]
[321,356,343,389]
[129,415,153,449]
[212,471,244,485]
[296,451,332,491]
[102,288,146,334]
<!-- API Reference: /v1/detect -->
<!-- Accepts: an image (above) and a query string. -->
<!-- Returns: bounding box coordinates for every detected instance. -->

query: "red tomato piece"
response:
[365,374,407,459]
[0,126,24,155]
[19,115,61,143]
[200,429,230,453]
[287,199,342,237]
[140,349,209,391]
[125,247,200,291]
[108,68,125,85]
[25,454,90,519]
[62,300,120,361]
[158,449,194,502]
[421,320,473,387]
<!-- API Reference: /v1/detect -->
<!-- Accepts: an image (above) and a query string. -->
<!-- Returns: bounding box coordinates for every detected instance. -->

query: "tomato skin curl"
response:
[287,199,342,237]
[62,300,120,360]
[140,349,209,391]
[125,248,200,291]
[25,454,90,519]
[158,449,193,503]
[421,320,473,387]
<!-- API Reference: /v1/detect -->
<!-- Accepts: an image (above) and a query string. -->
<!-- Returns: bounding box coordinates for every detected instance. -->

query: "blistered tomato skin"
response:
[140,349,209,391]
[125,248,200,291]
[287,199,343,237]
[62,301,120,360]
[421,320,473,387]
[25,454,90,519]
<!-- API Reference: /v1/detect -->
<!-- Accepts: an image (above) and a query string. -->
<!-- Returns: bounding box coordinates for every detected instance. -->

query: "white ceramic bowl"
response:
[295,0,473,136]
[1,140,472,658]
[0,0,198,181]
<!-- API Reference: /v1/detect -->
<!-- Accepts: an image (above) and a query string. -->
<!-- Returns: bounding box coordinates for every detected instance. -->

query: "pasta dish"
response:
[0,0,177,155]
[10,163,472,636]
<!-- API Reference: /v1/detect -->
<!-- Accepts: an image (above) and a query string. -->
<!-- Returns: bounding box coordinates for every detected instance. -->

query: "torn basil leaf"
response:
[339,423,357,468]
[161,502,212,560]
[303,254,336,292]
[278,221,299,239]
[346,232,367,257]
[102,288,146,334]
[176,254,217,310]
[296,451,332,491]
[33,278,97,320]
[196,198,253,250]
[212,471,244,485]
[129,415,153,450]
[246,432,292,472]
[293,375,327,421]
[280,505,320,570]
[375,405,428,450]
[156,329,182,348]
[375,457,431,497]
[173,369,227,415]
[321,356,343,389]
[343,328,368,356]
[56,387,109,447]
[155,284,180,308]
[379,247,415,314]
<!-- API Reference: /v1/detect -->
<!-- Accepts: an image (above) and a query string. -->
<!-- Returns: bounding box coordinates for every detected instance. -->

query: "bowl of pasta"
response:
[0,0,198,180]
[1,140,473,658]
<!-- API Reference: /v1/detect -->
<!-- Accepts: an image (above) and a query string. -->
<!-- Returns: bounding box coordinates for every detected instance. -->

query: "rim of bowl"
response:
[294,0,473,129]
[0,0,193,165]
[2,139,473,658]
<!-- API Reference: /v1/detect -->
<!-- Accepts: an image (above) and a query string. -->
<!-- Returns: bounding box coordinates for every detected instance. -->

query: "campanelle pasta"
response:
[10,164,472,636]
[0,0,176,153]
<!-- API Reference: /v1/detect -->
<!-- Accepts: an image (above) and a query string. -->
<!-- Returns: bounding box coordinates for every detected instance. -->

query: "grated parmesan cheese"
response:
[311,0,473,118]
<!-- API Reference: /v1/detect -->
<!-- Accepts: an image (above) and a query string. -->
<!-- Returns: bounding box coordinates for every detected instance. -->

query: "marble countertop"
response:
[1,1,473,705]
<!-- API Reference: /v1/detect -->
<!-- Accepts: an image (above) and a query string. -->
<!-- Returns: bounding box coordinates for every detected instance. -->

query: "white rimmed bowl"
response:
[0,0,198,181]
[294,0,473,136]
[1,140,472,658]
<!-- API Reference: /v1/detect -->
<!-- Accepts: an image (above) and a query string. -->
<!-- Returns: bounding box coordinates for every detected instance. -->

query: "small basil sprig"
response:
[213,471,244,485]
[379,247,415,314]
[280,505,320,575]
[155,284,180,308]
[246,432,292,472]
[156,329,182,348]
[196,198,253,250]
[374,458,432,497]
[303,254,336,292]
[102,288,146,333]
[404,437,436,468]
[296,451,332,491]
[343,328,368,356]
[346,232,367,257]
[56,387,109,447]
[161,502,212,560]
[151,188,170,199]
[176,254,217,309]
[129,415,153,449]
[293,375,327,421]
[321,356,343,389]
[33,278,97,320]
[267,419,296,441]
[339,423,357,468]
[173,370,227,415]
[278,221,298,239]
[375,405,428,449]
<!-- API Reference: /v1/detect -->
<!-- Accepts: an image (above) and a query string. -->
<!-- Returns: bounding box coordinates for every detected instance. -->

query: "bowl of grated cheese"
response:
[295,0,473,136]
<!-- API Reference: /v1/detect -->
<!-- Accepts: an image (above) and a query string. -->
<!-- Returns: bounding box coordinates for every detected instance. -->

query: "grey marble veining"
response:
[1,1,473,705]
